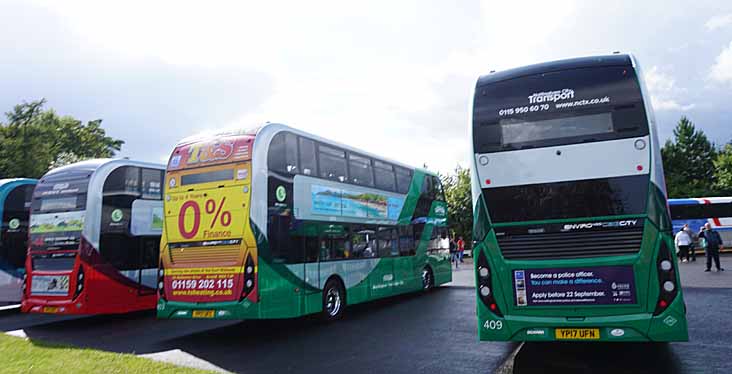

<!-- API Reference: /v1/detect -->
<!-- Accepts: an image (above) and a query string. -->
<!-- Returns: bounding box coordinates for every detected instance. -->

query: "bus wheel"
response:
[422,266,434,291]
[323,279,345,320]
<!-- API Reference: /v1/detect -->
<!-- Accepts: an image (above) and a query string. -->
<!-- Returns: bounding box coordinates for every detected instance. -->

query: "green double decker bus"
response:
[158,123,451,320]
[471,54,688,342]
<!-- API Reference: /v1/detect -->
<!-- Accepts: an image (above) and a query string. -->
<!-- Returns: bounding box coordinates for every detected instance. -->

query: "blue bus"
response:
[0,178,37,304]
[669,197,732,252]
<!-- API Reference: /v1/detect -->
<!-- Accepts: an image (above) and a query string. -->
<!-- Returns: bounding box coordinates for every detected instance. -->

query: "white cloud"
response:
[709,41,732,84]
[644,66,695,111]
[7,0,730,171]
[650,97,696,111]
[705,14,732,31]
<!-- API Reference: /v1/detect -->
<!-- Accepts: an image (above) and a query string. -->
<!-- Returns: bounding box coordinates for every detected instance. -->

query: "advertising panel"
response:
[29,211,85,250]
[513,266,636,307]
[311,184,405,221]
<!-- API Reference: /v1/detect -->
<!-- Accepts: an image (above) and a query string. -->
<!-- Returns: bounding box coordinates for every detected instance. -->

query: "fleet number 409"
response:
[484,320,503,330]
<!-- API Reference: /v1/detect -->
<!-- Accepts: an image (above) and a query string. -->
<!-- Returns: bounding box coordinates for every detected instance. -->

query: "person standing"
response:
[457,236,466,264]
[699,223,724,272]
[674,225,692,263]
[449,235,459,269]
[683,224,697,262]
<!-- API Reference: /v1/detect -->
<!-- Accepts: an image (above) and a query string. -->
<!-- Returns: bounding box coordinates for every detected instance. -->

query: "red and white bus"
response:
[22,159,164,314]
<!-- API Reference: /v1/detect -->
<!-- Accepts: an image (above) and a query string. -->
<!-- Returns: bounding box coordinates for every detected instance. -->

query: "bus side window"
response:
[299,137,317,176]
[395,167,412,194]
[374,160,396,192]
[412,223,425,255]
[433,176,445,201]
[140,237,160,269]
[268,132,299,175]
[351,225,376,258]
[267,214,306,264]
[141,168,163,200]
[348,153,374,187]
[399,225,415,256]
[318,145,348,183]
[304,236,319,263]
[377,226,398,257]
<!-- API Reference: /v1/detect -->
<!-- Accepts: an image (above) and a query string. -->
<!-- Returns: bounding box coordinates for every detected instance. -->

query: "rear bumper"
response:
[22,294,156,315]
[478,295,688,342]
[157,298,264,319]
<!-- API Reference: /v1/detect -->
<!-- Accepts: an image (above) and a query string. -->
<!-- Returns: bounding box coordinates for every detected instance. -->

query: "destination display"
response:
[513,266,636,306]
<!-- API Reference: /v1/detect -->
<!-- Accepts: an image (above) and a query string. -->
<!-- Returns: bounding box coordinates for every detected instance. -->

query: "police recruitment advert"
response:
[513,266,636,307]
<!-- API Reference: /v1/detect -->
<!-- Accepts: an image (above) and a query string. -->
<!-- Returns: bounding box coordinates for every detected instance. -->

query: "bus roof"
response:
[173,123,436,176]
[476,54,633,87]
[0,178,37,191]
[257,123,430,174]
[41,158,165,181]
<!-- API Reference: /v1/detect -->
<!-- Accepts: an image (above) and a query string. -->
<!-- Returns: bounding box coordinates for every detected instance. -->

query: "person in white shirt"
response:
[674,224,693,263]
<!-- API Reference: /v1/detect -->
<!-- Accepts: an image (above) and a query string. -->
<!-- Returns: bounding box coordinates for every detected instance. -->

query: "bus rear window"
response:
[500,112,613,145]
[32,254,76,271]
[39,196,78,212]
[181,169,233,186]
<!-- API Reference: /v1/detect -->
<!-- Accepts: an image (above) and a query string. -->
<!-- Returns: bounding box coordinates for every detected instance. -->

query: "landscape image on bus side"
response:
[158,123,451,320]
[22,159,165,314]
[669,197,732,252]
[470,54,688,342]
[0,178,36,304]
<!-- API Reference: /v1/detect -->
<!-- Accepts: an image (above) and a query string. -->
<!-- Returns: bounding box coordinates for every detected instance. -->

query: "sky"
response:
[0,0,731,173]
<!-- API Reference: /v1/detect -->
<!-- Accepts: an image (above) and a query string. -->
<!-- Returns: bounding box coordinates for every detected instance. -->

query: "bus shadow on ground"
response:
[17,288,516,374]
[162,287,515,374]
[513,342,683,374]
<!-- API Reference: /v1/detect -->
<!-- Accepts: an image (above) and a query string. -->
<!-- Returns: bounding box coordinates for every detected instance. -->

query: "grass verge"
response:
[0,334,215,374]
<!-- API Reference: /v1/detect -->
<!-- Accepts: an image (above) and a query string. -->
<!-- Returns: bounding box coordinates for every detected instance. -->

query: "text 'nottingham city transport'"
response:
[470,54,688,342]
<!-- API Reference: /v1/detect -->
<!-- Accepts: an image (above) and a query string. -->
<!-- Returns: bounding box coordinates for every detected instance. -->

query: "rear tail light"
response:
[157,263,165,298]
[477,250,503,317]
[653,240,678,315]
[73,265,85,300]
[240,254,256,301]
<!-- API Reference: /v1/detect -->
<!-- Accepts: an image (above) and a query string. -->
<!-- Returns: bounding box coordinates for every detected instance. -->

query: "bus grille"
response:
[496,228,644,260]
[169,246,241,265]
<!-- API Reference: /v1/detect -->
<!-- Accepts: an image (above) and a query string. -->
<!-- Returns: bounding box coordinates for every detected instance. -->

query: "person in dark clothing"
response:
[699,223,724,272]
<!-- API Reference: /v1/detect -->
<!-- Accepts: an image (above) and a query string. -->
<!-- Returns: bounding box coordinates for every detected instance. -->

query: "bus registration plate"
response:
[192,310,215,318]
[555,328,600,340]
[42,306,59,313]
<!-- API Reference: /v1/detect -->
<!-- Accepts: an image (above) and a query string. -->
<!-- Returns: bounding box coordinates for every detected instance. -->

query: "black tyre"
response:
[322,279,345,320]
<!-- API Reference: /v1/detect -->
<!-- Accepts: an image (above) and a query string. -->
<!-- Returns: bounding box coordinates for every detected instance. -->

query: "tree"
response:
[0,99,124,178]
[660,116,716,198]
[441,165,472,246]
[713,144,732,195]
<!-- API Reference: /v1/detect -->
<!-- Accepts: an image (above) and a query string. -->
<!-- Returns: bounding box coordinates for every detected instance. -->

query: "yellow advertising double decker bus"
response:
[158,124,451,320]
